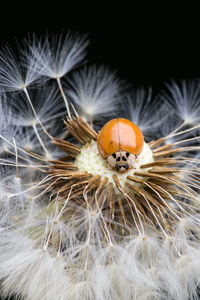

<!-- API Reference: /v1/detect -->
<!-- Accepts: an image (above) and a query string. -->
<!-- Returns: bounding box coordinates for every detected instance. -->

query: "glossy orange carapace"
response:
[97,118,144,158]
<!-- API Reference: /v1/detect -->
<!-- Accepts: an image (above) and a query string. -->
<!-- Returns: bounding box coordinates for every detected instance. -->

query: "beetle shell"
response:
[97,118,144,158]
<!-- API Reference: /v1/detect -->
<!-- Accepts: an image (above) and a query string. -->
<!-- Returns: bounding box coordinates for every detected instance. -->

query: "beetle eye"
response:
[116,165,120,171]
[126,152,130,157]
[112,153,117,158]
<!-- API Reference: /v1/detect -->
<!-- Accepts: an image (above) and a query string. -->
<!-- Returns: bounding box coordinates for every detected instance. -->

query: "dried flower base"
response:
[45,115,199,240]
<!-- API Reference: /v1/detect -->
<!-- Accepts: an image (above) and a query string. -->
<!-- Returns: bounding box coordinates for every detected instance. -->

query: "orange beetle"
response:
[97,118,144,172]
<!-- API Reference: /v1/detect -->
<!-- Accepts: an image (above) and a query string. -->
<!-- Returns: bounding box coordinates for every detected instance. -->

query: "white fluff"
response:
[28,32,89,79]
[0,231,73,300]
[0,44,42,91]
[66,65,123,124]
[9,85,65,127]
[122,88,167,140]
[161,80,200,125]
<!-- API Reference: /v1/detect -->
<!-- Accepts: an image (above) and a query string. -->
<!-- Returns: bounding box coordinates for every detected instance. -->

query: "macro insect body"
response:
[97,118,144,172]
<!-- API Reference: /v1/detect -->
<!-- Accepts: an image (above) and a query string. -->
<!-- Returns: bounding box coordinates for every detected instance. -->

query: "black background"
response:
[0,3,200,300]
[0,4,200,95]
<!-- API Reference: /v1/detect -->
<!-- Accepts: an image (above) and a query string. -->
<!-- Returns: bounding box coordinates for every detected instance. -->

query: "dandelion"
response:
[1,33,200,300]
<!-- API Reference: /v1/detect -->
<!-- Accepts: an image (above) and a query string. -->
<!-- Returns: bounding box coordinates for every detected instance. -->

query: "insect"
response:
[97,118,144,172]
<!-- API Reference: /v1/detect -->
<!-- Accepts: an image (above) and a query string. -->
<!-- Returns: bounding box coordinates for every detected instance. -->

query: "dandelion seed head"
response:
[1,31,200,300]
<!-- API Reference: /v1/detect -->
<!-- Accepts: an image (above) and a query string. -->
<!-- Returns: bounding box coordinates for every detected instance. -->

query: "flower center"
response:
[74,140,154,192]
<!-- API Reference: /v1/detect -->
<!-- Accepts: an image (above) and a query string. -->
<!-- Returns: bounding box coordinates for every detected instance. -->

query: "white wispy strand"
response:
[161,79,200,125]
[0,94,19,154]
[0,176,25,226]
[66,65,123,123]
[116,231,200,300]
[9,85,65,127]
[122,87,167,140]
[0,45,42,92]
[28,32,89,79]
[0,231,73,300]
[158,114,193,145]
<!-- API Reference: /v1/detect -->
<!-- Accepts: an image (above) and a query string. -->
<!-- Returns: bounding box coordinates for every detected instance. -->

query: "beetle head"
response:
[107,151,136,172]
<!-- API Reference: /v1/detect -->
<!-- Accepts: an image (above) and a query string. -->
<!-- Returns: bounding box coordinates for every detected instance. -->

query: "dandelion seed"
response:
[0,44,42,92]
[29,32,88,80]
[9,85,65,128]
[122,87,167,140]
[28,32,89,116]
[161,79,200,126]
[66,65,123,125]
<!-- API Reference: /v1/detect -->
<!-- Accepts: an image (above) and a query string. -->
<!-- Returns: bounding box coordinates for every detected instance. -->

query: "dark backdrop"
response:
[0,3,199,300]
[0,4,200,94]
